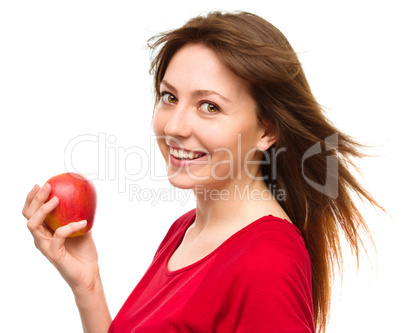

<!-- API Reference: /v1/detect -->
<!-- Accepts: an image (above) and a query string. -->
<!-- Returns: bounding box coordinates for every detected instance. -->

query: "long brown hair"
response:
[148,11,383,332]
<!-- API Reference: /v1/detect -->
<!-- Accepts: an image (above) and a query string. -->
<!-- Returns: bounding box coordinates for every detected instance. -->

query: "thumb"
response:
[50,220,88,250]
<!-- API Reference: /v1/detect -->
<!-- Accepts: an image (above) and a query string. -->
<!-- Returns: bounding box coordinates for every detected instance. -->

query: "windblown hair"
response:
[148,11,382,332]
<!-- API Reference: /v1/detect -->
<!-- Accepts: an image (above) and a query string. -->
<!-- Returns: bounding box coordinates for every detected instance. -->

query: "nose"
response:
[164,104,193,139]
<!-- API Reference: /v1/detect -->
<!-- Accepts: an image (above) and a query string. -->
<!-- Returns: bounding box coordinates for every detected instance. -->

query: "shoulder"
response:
[223,216,311,279]
[166,208,196,237]
[234,216,307,256]
[161,208,196,239]
[153,209,196,257]
[206,216,314,331]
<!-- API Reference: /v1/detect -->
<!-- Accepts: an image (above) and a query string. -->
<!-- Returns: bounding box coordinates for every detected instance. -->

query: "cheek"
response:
[208,123,260,160]
[157,141,169,161]
[152,109,165,136]
[198,123,233,149]
[152,110,169,160]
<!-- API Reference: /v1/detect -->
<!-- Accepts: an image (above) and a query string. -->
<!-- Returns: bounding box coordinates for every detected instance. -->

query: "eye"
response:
[200,102,219,113]
[161,92,178,104]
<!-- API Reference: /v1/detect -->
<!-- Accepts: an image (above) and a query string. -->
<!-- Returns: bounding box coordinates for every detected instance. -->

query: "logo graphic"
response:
[302,133,339,199]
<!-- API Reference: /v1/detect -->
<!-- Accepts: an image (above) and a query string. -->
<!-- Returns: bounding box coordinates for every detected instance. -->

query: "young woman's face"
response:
[152,44,275,191]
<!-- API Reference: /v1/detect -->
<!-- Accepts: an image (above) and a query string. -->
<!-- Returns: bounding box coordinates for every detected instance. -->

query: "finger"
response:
[22,184,40,218]
[49,220,88,254]
[26,196,59,234]
[24,183,52,218]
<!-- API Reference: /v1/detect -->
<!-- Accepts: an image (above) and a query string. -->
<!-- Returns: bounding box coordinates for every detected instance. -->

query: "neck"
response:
[192,177,286,235]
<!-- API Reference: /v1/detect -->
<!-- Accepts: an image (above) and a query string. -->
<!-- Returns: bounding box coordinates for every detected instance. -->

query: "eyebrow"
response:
[160,80,231,103]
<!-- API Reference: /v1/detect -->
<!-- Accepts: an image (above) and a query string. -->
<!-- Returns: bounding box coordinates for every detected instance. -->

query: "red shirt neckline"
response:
[165,212,299,276]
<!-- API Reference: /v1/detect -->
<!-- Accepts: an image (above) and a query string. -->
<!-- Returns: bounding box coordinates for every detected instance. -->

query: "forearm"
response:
[74,276,112,333]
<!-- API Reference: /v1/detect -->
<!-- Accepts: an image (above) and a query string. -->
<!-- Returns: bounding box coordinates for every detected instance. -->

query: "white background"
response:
[1,0,401,332]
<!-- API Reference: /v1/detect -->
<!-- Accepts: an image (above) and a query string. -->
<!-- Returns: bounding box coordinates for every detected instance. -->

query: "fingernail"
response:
[32,184,38,191]
[77,220,87,225]
[42,183,49,191]
[51,196,58,203]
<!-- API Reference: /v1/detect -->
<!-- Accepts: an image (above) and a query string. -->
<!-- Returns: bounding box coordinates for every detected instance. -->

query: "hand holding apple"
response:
[23,173,102,301]
[44,172,97,237]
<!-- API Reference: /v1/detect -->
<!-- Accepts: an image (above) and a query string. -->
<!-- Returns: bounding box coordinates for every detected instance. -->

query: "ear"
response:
[256,126,277,152]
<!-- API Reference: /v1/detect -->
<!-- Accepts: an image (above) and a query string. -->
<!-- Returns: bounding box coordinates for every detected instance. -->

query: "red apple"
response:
[44,172,97,237]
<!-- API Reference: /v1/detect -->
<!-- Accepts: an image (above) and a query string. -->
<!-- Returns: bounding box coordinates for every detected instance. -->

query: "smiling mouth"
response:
[169,146,207,160]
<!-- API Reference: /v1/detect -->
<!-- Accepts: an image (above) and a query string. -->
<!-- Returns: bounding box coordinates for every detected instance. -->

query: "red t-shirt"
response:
[109,209,314,332]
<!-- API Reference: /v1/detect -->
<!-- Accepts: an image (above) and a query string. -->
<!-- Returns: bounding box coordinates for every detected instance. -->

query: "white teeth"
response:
[169,147,204,160]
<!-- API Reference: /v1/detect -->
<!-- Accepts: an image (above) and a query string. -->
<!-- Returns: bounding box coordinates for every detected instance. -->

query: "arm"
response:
[22,183,112,332]
[75,275,112,333]
[233,236,315,333]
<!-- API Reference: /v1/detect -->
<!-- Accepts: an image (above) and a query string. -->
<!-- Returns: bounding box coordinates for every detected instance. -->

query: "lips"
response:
[168,145,207,160]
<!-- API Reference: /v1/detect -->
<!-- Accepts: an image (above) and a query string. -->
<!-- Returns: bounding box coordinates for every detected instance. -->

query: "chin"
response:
[167,176,201,190]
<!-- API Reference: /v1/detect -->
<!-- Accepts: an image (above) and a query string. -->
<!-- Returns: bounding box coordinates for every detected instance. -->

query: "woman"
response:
[22,11,382,333]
